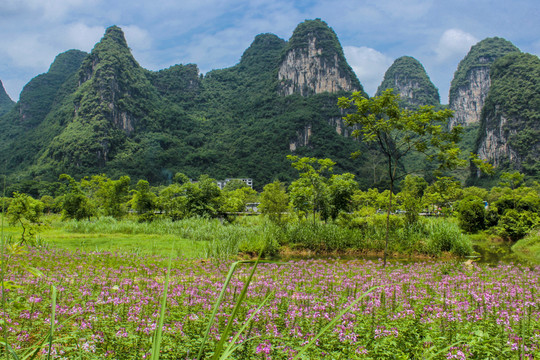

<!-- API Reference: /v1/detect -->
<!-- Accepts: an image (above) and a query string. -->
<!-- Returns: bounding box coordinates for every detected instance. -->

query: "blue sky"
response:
[1,0,539,103]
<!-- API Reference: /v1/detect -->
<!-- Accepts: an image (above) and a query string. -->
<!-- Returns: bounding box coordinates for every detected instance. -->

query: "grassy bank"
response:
[2,214,476,260]
[512,229,540,263]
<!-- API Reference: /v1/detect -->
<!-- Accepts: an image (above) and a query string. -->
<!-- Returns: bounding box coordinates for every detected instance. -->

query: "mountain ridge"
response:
[0,21,539,188]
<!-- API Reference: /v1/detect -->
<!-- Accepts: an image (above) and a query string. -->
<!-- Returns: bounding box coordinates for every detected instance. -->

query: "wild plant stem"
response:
[47,285,57,360]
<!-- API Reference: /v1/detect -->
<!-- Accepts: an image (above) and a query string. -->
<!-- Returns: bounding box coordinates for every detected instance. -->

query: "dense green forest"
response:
[0,80,14,116]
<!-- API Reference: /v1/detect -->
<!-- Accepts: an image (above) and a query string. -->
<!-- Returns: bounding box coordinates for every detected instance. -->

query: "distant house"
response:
[216,178,253,190]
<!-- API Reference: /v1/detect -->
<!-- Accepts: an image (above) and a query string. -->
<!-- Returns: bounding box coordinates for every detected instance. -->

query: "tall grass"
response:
[55,214,474,259]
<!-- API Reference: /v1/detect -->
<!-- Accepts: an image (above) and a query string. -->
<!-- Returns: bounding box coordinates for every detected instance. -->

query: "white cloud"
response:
[344,46,393,96]
[121,25,153,51]
[435,29,478,62]
[4,35,59,69]
[0,0,100,22]
[62,23,104,51]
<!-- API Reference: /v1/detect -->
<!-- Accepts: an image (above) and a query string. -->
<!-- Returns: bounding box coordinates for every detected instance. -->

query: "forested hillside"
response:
[0,80,14,116]
[1,20,539,191]
[0,21,373,189]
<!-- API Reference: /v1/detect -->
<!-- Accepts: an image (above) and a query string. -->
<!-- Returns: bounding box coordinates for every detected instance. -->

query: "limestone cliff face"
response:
[477,109,520,167]
[476,53,540,173]
[376,56,440,108]
[289,124,312,151]
[278,19,363,96]
[448,37,519,129]
[448,62,491,129]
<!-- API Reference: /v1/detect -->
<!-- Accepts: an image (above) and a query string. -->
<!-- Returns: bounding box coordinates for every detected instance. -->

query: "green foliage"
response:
[376,56,440,108]
[221,179,249,192]
[499,171,525,190]
[81,174,131,218]
[219,187,257,219]
[424,176,463,214]
[327,173,358,219]
[0,80,14,116]
[58,174,96,220]
[0,23,372,188]
[352,188,390,211]
[130,180,157,217]
[456,196,486,233]
[158,175,222,220]
[512,229,540,263]
[259,181,289,224]
[287,156,336,221]
[461,185,488,200]
[6,192,44,244]
[0,50,87,177]
[398,175,428,224]
[339,89,463,263]
[496,209,540,241]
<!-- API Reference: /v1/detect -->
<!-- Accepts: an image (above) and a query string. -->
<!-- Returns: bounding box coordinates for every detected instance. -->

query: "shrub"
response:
[496,209,540,241]
[423,218,473,256]
[456,196,486,233]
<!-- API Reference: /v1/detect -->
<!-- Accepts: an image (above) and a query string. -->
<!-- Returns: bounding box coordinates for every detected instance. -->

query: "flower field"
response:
[3,248,539,359]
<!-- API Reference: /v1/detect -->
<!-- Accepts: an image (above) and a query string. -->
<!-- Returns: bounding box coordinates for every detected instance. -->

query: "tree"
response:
[327,173,358,220]
[499,171,525,190]
[338,89,463,265]
[287,155,335,222]
[59,174,96,220]
[222,179,250,192]
[456,196,486,233]
[81,174,131,218]
[130,180,157,217]
[259,181,289,224]
[7,192,44,244]
[157,174,222,219]
[398,175,428,224]
[424,176,463,215]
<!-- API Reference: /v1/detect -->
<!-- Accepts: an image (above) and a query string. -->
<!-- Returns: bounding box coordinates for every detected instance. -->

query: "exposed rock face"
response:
[476,53,540,174]
[278,19,363,96]
[449,63,491,129]
[376,56,440,108]
[289,124,312,151]
[477,111,520,167]
[328,117,356,137]
[448,37,519,129]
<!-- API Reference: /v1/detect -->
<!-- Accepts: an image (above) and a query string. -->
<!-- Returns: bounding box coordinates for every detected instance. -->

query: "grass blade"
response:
[150,251,173,360]
[219,291,275,360]
[47,285,56,360]
[196,259,263,360]
[211,256,262,360]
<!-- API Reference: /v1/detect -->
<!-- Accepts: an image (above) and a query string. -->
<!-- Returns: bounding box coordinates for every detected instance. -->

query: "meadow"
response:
[2,244,539,359]
[1,214,538,359]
